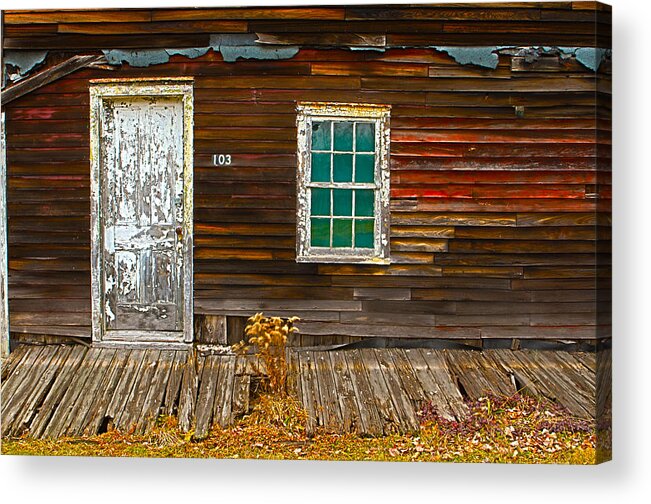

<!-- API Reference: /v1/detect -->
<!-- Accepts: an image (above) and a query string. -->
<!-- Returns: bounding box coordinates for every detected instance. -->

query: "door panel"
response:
[100,97,185,338]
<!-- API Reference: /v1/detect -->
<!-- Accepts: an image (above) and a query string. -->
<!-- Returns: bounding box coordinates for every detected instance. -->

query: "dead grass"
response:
[1,392,597,464]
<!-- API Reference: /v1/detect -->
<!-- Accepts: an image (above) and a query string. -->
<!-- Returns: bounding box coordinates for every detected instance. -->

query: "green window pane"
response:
[355,189,375,217]
[311,188,331,216]
[356,122,375,152]
[355,219,374,248]
[311,153,331,182]
[311,121,331,151]
[311,218,330,247]
[333,189,352,216]
[333,121,353,151]
[332,219,353,247]
[333,154,353,182]
[355,154,375,183]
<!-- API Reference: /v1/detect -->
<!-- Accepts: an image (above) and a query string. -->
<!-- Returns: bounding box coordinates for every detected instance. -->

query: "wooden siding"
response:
[2,3,611,343]
[3,3,612,47]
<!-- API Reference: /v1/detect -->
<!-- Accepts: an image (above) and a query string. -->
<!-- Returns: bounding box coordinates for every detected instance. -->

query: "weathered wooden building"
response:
[0,3,611,352]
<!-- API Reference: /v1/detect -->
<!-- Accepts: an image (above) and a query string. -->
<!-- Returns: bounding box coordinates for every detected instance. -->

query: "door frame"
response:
[89,78,194,348]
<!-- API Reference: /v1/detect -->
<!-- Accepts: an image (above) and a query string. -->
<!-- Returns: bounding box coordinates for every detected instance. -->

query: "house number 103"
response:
[213,154,232,166]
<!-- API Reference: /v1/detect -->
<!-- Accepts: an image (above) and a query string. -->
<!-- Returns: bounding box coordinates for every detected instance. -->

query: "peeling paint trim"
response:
[6,43,608,83]
[166,47,211,60]
[102,34,299,68]
[433,46,508,69]
[102,48,212,67]
[212,34,299,62]
[100,43,609,74]
[219,45,299,62]
[571,48,611,72]
[432,45,610,71]
[3,50,48,86]
[103,49,171,67]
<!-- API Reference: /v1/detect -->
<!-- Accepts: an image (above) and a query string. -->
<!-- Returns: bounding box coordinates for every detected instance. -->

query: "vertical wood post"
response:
[195,315,227,345]
[0,112,9,357]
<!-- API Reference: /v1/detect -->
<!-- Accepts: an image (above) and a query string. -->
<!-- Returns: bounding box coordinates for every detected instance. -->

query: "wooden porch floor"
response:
[1,344,601,439]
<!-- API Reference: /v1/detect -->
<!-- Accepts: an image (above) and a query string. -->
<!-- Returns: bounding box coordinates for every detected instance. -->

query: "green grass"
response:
[1,393,597,464]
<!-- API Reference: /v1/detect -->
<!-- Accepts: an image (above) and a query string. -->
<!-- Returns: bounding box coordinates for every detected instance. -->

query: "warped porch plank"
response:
[178,351,200,433]
[103,349,146,427]
[1,344,30,381]
[444,350,496,400]
[161,350,188,416]
[511,350,592,418]
[117,350,162,432]
[548,351,596,391]
[328,349,362,434]
[445,349,516,400]
[527,351,593,411]
[29,346,88,438]
[286,349,300,399]
[358,348,402,434]
[472,351,517,396]
[11,346,73,437]
[530,351,595,416]
[389,348,427,403]
[194,355,221,439]
[312,350,344,432]
[402,347,456,421]
[374,349,420,432]
[489,349,543,396]
[214,355,236,427]
[3,346,64,437]
[297,351,319,435]
[342,349,383,436]
[82,349,131,436]
[136,349,176,435]
[43,347,103,438]
[1,345,46,414]
[63,348,117,437]
[574,351,598,373]
[1,346,54,436]
[596,349,611,420]
[418,349,468,419]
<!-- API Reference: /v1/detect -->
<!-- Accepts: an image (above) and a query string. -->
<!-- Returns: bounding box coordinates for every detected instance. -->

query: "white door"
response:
[90,80,193,346]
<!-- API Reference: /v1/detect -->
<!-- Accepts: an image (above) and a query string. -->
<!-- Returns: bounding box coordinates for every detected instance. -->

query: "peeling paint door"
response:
[91,81,193,346]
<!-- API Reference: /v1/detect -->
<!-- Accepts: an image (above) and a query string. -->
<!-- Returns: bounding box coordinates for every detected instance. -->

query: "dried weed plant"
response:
[231,312,300,396]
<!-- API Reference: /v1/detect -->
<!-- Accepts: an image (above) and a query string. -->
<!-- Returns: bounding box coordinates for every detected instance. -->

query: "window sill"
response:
[296,255,391,265]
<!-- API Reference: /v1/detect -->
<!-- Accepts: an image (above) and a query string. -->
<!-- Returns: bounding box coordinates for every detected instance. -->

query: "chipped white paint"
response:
[0,112,9,357]
[105,300,116,324]
[90,78,194,347]
[295,102,391,264]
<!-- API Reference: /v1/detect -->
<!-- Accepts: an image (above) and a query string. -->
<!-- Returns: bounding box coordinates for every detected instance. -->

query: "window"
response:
[296,103,391,263]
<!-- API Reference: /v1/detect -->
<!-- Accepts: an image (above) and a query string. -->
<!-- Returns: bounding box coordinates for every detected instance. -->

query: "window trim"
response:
[296,102,391,264]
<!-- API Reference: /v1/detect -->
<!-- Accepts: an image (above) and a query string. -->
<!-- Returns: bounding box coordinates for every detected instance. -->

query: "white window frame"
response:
[296,102,391,264]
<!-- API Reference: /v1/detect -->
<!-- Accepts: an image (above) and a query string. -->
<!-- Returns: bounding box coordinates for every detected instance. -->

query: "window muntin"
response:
[296,103,390,264]
[309,120,376,249]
